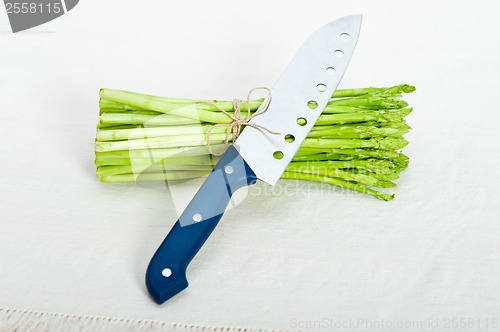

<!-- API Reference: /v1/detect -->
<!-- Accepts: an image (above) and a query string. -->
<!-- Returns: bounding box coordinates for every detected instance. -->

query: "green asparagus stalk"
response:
[281,171,395,201]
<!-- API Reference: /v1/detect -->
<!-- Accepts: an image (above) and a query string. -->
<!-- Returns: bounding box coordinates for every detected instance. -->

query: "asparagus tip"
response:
[378,193,396,201]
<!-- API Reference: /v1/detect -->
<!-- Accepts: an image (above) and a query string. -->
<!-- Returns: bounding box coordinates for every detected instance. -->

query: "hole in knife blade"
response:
[326,67,336,75]
[307,101,318,109]
[334,50,344,58]
[316,83,327,92]
[340,33,350,41]
[297,118,307,126]
[193,213,202,222]
[285,134,295,143]
[273,151,284,160]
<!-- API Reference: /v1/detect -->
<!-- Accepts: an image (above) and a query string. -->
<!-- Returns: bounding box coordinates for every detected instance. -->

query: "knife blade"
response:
[146,15,362,304]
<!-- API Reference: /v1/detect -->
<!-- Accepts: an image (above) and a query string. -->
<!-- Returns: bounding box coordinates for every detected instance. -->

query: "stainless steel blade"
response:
[234,15,362,185]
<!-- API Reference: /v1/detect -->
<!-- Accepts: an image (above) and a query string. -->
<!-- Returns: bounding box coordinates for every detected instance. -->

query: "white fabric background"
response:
[1,0,500,331]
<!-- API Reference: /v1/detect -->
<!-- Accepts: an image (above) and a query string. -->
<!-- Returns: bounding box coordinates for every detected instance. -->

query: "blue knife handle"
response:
[145,145,257,304]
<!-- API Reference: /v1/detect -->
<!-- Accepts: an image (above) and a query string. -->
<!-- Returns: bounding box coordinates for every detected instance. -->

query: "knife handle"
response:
[145,145,257,304]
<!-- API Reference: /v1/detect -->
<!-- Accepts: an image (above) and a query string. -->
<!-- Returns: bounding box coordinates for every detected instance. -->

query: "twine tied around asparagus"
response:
[196,87,281,156]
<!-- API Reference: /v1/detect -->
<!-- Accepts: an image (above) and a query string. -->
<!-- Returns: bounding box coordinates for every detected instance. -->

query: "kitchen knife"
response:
[146,15,362,304]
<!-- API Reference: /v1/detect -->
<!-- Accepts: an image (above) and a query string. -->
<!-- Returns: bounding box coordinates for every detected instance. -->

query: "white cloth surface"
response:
[1,0,500,331]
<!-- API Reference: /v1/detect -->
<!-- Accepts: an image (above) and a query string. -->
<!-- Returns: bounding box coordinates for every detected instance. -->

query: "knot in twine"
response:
[196,87,281,156]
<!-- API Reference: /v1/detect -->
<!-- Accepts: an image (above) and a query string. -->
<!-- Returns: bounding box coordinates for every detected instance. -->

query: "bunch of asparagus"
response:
[95,84,415,201]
